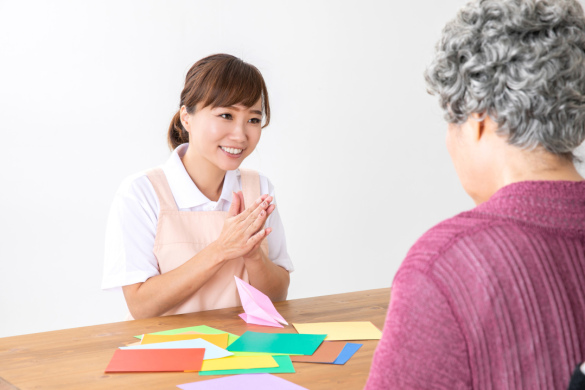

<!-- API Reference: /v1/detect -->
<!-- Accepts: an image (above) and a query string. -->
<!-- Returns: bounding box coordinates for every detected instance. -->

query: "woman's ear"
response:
[468,112,485,142]
[180,106,190,133]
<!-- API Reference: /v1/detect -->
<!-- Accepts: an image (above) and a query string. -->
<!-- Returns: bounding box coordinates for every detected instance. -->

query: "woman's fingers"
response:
[243,196,272,228]
[237,194,268,220]
[218,194,274,260]
[247,227,272,253]
[237,191,245,215]
[245,207,269,236]
[227,192,241,217]
[247,227,268,247]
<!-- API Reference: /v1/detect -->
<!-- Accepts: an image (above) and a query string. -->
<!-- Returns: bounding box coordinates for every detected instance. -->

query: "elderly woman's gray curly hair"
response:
[425,0,585,160]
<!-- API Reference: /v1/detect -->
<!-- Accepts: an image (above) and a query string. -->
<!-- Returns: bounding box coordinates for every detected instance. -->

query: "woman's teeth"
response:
[221,146,243,155]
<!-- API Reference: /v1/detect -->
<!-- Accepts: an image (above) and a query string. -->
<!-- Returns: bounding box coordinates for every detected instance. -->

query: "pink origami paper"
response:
[235,276,288,328]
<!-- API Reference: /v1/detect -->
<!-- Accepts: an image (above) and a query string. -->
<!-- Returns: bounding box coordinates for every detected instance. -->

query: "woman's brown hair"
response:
[167,54,271,150]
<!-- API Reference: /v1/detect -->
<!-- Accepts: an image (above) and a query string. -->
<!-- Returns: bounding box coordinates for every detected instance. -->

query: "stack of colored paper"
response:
[105,320,380,379]
[108,325,300,375]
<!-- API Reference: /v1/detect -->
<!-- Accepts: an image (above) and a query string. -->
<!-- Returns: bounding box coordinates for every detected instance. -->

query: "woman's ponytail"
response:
[167,110,189,151]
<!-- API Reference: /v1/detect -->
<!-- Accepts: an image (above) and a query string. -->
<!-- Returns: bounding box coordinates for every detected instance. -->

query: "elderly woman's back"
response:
[366,181,585,389]
[366,0,585,389]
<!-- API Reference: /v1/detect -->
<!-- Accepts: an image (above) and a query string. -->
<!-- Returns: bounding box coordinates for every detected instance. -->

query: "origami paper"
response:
[133,326,284,357]
[178,373,308,390]
[121,338,232,360]
[227,331,326,355]
[289,341,347,364]
[235,276,288,328]
[191,355,278,372]
[332,343,363,365]
[292,321,382,341]
[198,355,294,376]
[134,325,238,344]
[105,348,204,373]
[141,333,229,349]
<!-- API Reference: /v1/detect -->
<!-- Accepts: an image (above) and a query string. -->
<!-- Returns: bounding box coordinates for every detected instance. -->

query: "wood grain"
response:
[0,288,390,390]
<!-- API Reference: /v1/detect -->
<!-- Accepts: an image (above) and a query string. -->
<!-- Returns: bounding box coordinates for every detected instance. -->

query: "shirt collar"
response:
[162,143,241,209]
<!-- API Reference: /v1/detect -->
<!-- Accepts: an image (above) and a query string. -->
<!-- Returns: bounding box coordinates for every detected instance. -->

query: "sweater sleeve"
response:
[365,267,471,390]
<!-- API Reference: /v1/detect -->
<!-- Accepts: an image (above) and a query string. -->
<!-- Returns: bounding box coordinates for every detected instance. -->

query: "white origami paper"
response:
[234,276,288,328]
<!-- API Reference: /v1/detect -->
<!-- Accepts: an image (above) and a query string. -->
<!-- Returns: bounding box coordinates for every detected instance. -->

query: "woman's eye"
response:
[220,113,232,120]
[249,118,261,124]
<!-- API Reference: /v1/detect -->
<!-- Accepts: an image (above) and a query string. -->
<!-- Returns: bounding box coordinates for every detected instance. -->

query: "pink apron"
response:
[143,167,269,316]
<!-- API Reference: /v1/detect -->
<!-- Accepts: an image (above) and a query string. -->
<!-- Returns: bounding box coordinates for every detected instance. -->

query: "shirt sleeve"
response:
[259,175,294,272]
[101,174,161,290]
[365,267,470,390]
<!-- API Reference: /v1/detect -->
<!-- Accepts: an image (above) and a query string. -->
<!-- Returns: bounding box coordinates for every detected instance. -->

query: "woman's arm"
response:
[244,246,290,302]
[236,189,290,302]
[365,268,470,390]
[123,192,272,319]
[122,242,224,319]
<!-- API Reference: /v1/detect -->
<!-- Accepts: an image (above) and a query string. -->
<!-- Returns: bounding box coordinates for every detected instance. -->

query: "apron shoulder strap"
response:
[239,168,262,209]
[146,168,178,212]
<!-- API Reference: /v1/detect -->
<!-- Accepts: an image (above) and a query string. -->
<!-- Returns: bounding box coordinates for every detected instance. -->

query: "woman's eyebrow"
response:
[222,105,262,116]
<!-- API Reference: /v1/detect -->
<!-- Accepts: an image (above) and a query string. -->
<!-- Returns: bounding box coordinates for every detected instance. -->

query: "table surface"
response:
[0,288,390,390]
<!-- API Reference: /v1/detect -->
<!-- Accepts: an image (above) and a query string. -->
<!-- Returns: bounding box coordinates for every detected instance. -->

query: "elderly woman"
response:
[365,0,585,389]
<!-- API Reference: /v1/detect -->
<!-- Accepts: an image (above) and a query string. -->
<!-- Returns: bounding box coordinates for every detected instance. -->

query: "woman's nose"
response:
[229,121,247,140]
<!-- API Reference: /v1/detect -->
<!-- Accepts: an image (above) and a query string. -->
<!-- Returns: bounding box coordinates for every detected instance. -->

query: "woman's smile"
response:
[219,145,244,158]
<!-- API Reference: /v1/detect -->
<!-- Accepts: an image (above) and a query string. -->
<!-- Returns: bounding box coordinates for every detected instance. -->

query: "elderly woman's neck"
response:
[501,147,584,185]
[471,145,583,205]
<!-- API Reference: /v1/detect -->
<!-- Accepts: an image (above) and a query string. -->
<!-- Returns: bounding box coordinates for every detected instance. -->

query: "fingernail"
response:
[256,197,262,204]
[262,201,267,207]
[260,210,265,216]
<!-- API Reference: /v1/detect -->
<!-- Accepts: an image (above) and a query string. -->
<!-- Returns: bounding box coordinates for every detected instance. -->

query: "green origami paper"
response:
[227,331,326,355]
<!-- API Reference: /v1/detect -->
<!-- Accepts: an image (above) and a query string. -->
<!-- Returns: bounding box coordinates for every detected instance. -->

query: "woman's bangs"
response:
[202,65,264,110]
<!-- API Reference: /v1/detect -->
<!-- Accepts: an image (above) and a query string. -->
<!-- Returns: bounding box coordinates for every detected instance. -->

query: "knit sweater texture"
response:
[365,181,585,390]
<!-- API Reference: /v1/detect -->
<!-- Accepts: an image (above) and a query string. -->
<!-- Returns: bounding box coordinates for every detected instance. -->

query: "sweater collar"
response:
[473,180,585,230]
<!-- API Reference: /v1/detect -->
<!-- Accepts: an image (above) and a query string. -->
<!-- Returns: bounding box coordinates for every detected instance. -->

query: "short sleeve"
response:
[259,175,294,272]
[101,174,161,290]
[365,267,470,390]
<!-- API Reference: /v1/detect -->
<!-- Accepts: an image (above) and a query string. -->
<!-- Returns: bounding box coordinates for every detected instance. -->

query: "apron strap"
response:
[239,168,261,210]
[146,168,178,212]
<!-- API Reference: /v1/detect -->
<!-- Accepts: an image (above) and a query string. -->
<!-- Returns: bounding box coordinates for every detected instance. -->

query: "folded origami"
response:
[234,276,288,327]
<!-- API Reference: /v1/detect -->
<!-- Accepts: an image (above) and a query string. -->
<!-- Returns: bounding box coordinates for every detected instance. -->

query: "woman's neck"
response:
[181,147,226,202]
[501,148,584,186]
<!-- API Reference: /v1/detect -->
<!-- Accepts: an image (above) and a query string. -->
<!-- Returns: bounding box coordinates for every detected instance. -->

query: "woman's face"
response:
[183,99,263,172]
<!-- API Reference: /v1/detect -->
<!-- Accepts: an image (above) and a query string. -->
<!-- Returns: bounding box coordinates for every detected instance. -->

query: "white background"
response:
[1,0,584,338]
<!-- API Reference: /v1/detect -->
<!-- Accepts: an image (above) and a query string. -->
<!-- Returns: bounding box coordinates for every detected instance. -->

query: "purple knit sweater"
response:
[365,181,585,390]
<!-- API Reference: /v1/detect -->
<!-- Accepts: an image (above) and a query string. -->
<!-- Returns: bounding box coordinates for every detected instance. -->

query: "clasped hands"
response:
[211,191,274,262]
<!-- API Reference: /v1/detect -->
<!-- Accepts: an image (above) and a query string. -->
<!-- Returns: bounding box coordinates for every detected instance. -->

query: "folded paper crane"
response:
[234,276,288,328]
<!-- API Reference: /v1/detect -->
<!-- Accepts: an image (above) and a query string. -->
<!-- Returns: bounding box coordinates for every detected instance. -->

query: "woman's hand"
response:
[211,191,274,262]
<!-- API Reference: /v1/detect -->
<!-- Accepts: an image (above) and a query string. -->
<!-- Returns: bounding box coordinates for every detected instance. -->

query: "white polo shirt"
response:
[102,143,293,291]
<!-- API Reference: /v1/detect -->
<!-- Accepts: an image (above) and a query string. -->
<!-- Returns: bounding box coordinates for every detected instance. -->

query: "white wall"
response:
[1,0,583,338]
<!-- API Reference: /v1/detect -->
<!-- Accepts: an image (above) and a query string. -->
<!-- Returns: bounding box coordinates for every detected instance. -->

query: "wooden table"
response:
[0,288,390,390]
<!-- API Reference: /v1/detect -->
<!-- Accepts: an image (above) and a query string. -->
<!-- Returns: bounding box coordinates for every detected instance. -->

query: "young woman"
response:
[102,54,293,319]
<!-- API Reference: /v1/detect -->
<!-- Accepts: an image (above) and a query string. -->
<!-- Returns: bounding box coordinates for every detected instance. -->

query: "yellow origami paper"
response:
[292,321,382,341]
[141,333,229,349]
[193,356,278,372]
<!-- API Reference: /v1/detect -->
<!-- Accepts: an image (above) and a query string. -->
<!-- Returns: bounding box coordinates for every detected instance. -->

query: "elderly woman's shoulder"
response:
[400,211,500,271]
